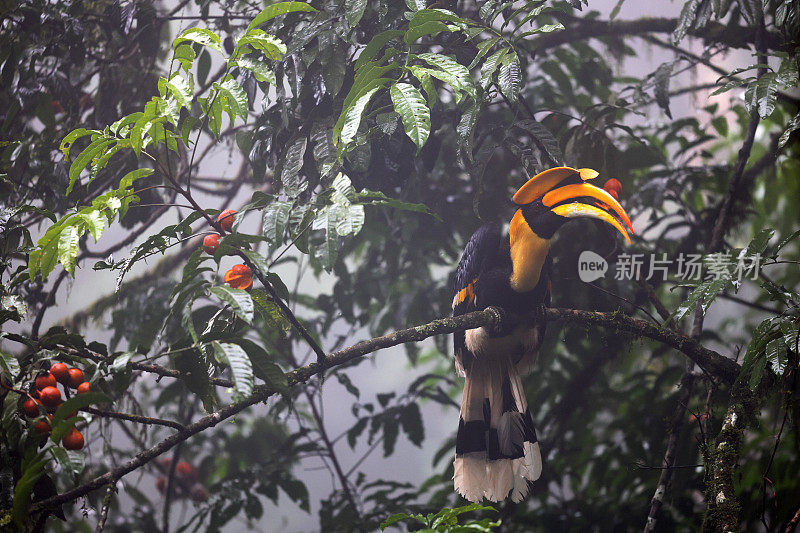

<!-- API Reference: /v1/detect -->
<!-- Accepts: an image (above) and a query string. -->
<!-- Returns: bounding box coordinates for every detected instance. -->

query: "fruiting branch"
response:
[30,305,740,511]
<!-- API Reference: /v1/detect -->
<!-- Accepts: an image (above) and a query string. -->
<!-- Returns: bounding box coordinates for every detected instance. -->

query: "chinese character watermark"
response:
[578,252,762,283]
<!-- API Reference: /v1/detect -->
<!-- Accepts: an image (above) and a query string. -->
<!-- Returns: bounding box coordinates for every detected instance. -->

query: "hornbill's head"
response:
[511,166,633,243]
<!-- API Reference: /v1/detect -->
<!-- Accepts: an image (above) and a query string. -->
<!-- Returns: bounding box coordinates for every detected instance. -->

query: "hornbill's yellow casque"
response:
[451,166,633,503]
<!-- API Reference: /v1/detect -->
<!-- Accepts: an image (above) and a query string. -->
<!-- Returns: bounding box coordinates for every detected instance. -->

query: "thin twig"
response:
[94,483,116,533]
[82,407,185,430]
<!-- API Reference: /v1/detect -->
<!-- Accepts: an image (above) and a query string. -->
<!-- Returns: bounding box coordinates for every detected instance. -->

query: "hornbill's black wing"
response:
[452,222,502,376]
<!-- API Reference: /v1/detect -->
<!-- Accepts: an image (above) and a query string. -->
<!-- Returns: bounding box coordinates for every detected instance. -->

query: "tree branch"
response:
[81,407,185,430]
[94,483,115,533]
[531,16,782,53]
[29,305,741,512]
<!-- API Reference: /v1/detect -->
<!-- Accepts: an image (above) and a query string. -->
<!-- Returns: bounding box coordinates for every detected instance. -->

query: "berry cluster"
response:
[200,209,253,291]
[155,458,208,503]
[20,363,92,450]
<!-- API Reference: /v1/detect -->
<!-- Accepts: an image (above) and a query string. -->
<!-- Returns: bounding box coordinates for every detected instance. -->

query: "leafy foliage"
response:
[1,0,799,531]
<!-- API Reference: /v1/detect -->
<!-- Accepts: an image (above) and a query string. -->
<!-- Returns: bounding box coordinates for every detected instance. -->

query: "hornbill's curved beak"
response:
[512,166,634,244]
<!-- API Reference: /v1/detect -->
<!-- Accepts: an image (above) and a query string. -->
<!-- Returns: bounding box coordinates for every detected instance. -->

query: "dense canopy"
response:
[0,0,798,531]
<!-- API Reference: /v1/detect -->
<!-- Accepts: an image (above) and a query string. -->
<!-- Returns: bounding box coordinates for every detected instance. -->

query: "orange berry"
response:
[175,461,197,483]
[22,398,41,417]
[34,419,51,435]
[62,428,84,450]
[35,373,57,390]
[217,209,236,232]
[224,264,252,291]
[203,233,220,254]
[50,363,69,384]
[39,386,62,408]
[67,368,84,388]
[76,382,91,394]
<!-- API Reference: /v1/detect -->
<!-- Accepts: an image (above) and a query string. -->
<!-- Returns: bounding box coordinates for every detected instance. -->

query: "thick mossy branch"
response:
[701,385,749,532]
[30,305,738,512]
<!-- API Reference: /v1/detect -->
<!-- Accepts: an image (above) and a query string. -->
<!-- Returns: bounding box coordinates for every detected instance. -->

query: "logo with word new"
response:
[578,250,608,283]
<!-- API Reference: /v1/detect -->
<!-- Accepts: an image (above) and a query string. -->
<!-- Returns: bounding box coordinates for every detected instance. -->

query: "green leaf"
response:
[745,72,779,118]
[390,83,430,151]
[236,31,287,61]
[278,478,310,512]
[354,30,403,71]
[405,20,455,43]
[235,339,289,395]
[174,27,224,56]
[340,87,380,145]
[160,73,194,110]
[281,137,308,197]
[672,0,699,44]
[263,201,293,244]
[60,128,93,158]
[457,101,479,163]
[57,223,81,276]
[173,44,196,71]
[416,52,476,100]
[399,402,424,446]
[346,0,367,26]
[68,138,115,194]
[12,452,46,527]
[49,447,84,478]
[312,206,340,270]
[381,513,423,530]
[513,119,563,165]
[479,47,508,90]
[497,52,521,101]
[468,37,500,70]
[213,342,254,398]
[514,22,565,40]
[236,56,276,84]
[744,228,774,256]
[671,277,731,322]
[654,62,674,119]
[778,112,800,148]
[79,209,105,242]
[215,78,249,120]
[208,285,254,324]
[0,351,20,380]
[247,2,317,31]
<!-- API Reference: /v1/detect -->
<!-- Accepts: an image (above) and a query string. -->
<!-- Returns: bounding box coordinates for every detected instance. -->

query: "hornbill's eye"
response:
[512,166,634,243]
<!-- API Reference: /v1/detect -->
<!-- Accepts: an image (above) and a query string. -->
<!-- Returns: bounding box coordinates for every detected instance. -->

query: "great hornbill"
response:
[451,166,633,503]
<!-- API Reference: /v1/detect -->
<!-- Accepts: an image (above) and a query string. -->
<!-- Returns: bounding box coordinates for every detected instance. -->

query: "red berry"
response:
[67,368,84,388]
[224,264,252,291]
[175,461,197,483]
[50,363,69,384]
[203,233,220,254]
[159,457,172,470]
[156,476,167,494]
[62,428,84,450]
[217,209,236,232]
[39,386,62,408]
[191,485,208,502]
[76,382,91,394]
[22,398,41,417]
[35,373,57,390]
[34,419,51,435]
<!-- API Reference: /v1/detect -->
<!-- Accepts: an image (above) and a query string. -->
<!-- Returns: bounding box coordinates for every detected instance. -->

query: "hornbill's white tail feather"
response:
[453,356,541,502]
